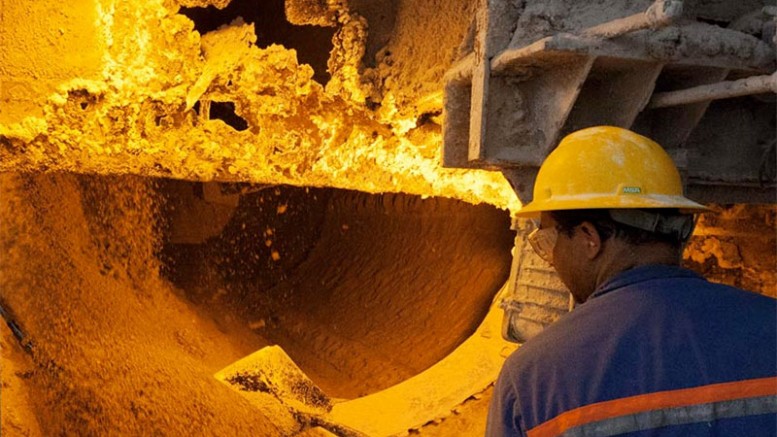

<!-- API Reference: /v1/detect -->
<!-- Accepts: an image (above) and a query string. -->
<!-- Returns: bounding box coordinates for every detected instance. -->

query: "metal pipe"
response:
[648,72,777,108]
[580,0,684,39]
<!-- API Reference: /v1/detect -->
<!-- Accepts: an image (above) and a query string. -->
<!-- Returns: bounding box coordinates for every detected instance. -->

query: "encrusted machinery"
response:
[442,0,777,343]
[444,0,776,202]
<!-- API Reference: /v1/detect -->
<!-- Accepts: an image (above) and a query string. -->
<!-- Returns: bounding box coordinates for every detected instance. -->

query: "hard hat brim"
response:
[514,194,711,218]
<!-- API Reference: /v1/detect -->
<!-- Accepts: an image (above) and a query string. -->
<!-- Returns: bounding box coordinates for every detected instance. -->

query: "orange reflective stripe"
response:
[527,376,777,437]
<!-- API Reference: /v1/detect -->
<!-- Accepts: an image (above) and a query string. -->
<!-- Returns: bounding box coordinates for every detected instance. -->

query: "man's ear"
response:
[578,221,602,260]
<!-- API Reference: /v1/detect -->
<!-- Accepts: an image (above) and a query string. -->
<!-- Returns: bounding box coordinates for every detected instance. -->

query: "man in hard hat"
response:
[486,126,777,436]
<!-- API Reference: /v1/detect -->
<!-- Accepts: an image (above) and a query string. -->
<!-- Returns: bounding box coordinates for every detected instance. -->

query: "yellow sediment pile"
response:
[0,173,300,435]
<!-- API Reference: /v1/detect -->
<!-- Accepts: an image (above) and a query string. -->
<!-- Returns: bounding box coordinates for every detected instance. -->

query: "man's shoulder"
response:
[596,265,774,308]
[502,305,599,373]
[503,274,776,375]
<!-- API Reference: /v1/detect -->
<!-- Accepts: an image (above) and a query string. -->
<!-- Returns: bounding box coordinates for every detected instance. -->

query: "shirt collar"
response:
[590,264,703,300]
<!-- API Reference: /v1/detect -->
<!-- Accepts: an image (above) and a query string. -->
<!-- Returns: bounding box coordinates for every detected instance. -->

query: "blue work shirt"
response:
[487,265,777,436]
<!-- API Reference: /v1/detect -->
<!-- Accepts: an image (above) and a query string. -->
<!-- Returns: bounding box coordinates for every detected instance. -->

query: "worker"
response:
[486,126,777,436]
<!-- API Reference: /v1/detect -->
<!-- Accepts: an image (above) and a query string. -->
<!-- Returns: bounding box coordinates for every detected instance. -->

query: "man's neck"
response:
[594,241,681,294]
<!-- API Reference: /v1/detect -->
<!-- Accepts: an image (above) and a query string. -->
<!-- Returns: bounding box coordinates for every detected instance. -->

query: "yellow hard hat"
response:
[515,126,710,218]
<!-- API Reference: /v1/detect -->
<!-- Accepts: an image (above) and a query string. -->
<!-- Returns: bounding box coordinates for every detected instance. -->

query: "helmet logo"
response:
[622,186,642,194]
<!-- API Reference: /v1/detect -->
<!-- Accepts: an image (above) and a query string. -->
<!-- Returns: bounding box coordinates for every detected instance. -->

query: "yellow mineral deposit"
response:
[0,1,522,435]
[0,0,521,213]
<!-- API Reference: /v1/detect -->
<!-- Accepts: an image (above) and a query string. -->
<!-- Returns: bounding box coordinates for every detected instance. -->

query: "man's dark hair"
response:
[549,209,688,250]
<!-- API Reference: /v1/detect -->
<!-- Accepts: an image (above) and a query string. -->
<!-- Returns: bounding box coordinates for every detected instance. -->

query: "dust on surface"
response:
[413,388,494,437]
[227,371,272,393]
[0,172,298,436]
